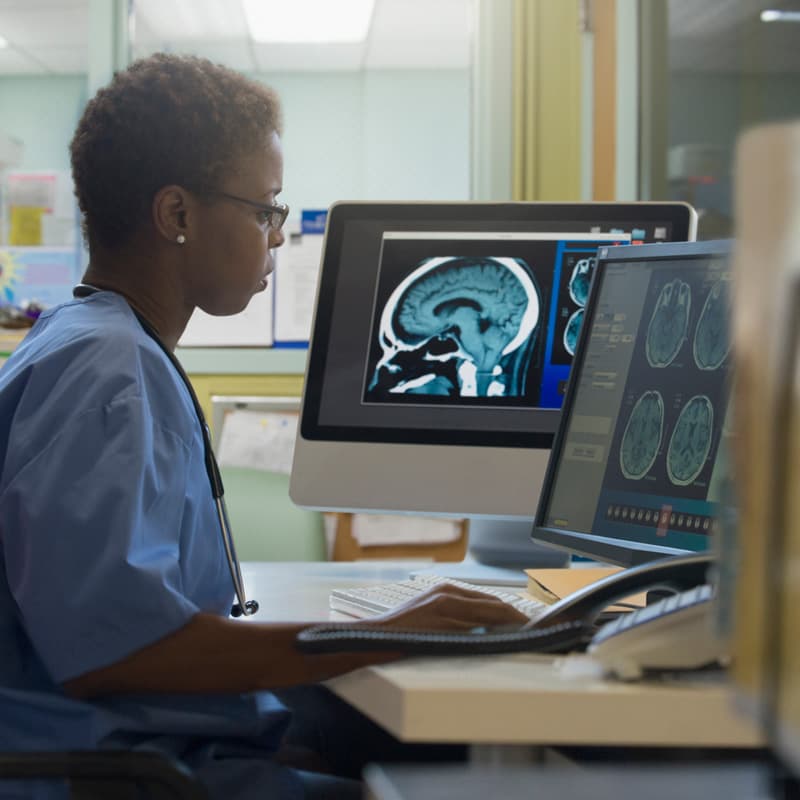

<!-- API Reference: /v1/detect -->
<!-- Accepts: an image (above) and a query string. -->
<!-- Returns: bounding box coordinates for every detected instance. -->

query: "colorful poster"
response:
[0,247,81,308]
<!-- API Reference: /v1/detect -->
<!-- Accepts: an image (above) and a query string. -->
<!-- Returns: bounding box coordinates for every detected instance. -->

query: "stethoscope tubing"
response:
[72,284,258,617]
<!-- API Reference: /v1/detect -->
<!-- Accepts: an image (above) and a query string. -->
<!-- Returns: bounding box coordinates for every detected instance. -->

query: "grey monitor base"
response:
[410,518,570,587]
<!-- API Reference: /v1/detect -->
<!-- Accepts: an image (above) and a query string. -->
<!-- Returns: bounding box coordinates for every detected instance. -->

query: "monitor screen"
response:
[291,201,696,520]
[534,239,733,565]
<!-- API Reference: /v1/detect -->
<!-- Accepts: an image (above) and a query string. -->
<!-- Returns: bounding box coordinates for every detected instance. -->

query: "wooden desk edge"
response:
[327,661,764,748]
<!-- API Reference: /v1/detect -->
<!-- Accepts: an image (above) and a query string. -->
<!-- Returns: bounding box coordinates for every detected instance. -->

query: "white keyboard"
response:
[329,574,551,622]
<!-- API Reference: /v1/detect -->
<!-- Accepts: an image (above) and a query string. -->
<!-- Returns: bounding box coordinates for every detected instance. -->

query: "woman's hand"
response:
[368,582,528,631]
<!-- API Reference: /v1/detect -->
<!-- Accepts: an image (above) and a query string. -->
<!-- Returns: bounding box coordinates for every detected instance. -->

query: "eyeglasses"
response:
[211,191,290,231]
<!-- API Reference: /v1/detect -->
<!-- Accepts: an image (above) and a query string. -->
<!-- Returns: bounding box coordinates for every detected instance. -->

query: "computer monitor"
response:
[290,201,696,574]
[533,239,733,567]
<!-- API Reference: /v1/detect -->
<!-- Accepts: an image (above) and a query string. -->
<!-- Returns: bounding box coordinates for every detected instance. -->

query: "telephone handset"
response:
[295,553,716,659]
[526,552,713,630]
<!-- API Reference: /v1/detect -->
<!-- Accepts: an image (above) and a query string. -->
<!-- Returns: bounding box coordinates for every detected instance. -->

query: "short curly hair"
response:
[70,53,283,249]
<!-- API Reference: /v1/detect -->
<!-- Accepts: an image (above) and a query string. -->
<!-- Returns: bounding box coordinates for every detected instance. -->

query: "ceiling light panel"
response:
[243,0,375,43]
[761,9,800,22]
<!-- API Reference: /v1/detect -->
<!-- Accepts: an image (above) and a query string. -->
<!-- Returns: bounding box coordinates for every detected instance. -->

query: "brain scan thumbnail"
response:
[563,308,585,357]
[619,390,664,480]
[667,394,714,486]
[367,256,540,399]
[568,257,595,307]
[646,279,691,367]
[693,277,730,370]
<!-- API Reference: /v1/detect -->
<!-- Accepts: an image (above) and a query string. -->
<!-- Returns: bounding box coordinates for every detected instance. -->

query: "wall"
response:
[255,69,471,212]
[0,75,86,173]
[0,69,471,211]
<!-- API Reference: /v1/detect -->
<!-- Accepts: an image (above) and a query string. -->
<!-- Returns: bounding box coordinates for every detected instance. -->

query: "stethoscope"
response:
[72,284,259,617]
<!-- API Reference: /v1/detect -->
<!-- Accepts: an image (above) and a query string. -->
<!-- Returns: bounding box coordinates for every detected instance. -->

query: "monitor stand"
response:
[410,518,570,587]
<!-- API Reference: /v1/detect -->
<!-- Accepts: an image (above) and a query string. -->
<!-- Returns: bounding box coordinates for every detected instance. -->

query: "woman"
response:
[0,54,525,799]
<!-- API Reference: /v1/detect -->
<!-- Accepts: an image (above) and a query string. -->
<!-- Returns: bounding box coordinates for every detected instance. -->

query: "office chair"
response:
[221,466,327,561]
[0,750,208,799]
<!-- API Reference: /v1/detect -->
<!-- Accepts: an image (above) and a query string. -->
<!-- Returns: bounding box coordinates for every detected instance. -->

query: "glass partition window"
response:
[640,0,800,239]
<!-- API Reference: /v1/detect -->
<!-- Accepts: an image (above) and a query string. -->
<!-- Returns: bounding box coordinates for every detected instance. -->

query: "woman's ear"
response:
[152,185,191,246]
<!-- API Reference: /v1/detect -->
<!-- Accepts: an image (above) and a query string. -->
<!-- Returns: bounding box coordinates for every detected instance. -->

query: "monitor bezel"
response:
[532,238,733,567]
[299,201,697,450]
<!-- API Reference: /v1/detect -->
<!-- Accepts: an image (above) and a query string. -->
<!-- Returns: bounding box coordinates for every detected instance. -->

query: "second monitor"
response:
[291,202,696,569]
[533,239,733,567]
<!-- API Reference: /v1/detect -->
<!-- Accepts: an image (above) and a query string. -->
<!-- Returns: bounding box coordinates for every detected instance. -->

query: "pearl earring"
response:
[176,234,186,244]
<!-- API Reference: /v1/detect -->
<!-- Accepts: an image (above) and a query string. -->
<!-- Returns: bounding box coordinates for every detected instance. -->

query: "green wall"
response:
[0,75,86,173]
[0,69,471,210]
[254,69,471,211]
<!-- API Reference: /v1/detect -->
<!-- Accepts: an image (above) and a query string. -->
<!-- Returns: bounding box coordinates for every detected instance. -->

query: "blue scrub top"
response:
[0,293,298,798]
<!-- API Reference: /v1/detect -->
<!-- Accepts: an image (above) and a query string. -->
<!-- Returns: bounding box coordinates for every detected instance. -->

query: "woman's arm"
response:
[63,612,391,698]
[63,584,527,698]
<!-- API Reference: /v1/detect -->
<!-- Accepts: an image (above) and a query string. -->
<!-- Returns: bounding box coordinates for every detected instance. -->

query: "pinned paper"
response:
[351,514,463,547]
[216,409,298,474]
[179,279,274,346]
[5,172,77,247]
[273,210,328,344]
[9,206,44,245]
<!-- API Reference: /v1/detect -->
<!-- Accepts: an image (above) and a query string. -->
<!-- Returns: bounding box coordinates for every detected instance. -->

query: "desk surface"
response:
[364,763,771,800]
[241,561,763,750]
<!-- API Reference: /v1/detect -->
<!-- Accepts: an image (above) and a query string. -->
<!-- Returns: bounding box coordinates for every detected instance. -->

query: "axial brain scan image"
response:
[568,257,595,307]
[366,256,540,399]
[667,394,714,486]
[693,277,730,370]
[619,389,664,480]
[646,279,692,367]
[563,308,585,357]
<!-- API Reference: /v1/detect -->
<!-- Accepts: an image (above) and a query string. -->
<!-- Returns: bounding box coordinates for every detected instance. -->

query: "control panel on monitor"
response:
[291,202,695,529]
[534,239,732,567]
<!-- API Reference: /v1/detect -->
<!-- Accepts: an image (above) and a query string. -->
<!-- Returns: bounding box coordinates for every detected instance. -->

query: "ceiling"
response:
[0,0,797,77]
[0,0,474,75]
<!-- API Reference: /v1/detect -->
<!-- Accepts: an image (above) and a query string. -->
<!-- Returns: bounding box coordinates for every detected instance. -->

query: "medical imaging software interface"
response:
[308,213,677,447]
[363,232,615,411]
[543,253,732,551]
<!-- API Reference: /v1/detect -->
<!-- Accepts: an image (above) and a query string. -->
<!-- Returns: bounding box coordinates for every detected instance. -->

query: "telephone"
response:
[296,553,723,675]
[587,582,721,679]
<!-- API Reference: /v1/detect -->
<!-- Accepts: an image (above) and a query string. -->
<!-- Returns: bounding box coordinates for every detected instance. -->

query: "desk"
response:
[241,561,763,754]
[363,763,773,800]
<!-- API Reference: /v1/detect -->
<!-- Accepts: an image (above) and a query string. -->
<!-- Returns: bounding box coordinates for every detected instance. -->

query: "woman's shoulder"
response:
[0,295,198,460]
[8,294,186,416]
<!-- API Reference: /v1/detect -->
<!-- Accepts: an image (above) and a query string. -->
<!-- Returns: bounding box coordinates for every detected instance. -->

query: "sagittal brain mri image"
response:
[646,279,692,367]
[568,257,595,307]
[619,390,664,480]
[367,256,540,398]
[563,308,585,357]
[693,277,730,370]
[667,394,714,486]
